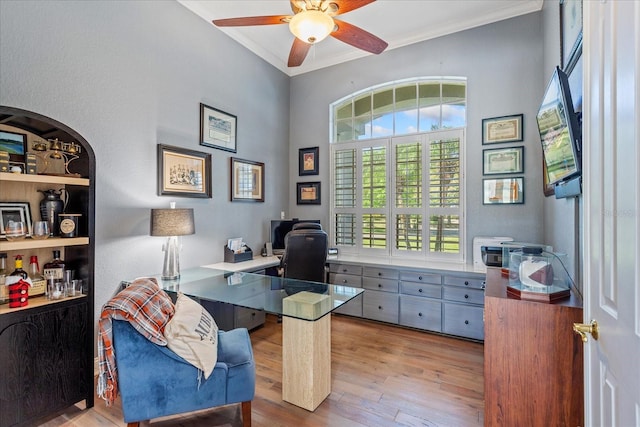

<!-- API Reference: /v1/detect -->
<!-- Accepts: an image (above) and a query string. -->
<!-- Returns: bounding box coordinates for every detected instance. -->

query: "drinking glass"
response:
[32,221,50,240]
[4,220,26,241]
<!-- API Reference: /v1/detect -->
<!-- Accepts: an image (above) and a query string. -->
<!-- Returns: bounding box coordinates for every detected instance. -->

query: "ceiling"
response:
[177,0,543,77]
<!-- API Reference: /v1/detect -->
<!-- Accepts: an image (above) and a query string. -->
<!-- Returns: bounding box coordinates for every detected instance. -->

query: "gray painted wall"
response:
[289,12,545,262]
[0,1,290,329]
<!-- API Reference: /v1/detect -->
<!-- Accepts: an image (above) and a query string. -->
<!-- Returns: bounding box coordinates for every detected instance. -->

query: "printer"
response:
[472,236,514,272]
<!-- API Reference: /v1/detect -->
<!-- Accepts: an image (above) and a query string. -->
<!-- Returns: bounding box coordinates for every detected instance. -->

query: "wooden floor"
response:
[39,314,484,427]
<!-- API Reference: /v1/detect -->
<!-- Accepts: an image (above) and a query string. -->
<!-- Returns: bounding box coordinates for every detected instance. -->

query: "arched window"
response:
[330,78,467,262]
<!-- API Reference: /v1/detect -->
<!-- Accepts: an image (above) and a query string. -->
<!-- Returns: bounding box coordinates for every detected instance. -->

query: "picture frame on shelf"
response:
[483,146,524,175]
[297,181,321,205]
[298,146,319,176]
[482,114,524,145]
[200,103,237,153]
[157,144,212,198]
[560,0,583,75]
[0,202,32,238]
[0,130,27,165]
[230,157,264,202]
[482,177,524,205]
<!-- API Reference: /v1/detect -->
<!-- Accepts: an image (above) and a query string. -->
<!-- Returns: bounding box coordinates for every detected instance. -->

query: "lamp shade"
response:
[150,208,195,236]
[289,10,334,44]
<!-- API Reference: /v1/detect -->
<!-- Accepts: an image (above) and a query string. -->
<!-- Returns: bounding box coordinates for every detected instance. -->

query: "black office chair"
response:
[280,222,328,283]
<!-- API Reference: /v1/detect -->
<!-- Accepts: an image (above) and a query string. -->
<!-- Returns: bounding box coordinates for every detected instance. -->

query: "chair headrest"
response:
[292,222,322,231]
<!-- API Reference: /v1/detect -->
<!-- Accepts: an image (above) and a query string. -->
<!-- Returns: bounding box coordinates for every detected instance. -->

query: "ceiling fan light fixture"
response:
[289,10,334,44]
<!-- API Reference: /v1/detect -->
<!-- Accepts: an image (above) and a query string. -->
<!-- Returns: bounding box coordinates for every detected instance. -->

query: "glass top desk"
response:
[127,266,364,411]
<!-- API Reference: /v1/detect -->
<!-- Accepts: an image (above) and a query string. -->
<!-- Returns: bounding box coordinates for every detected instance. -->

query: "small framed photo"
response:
[157,144,212,198]
[482,114,524,144]
[483,177,524,205]
[230,157,264,202]
[297,182,321,205]
[200,103,237,153]
[483,146,524,175]
[0,202,32,238]
[299,146,319,176]
[560,0,583,74]
[0,130,27,164]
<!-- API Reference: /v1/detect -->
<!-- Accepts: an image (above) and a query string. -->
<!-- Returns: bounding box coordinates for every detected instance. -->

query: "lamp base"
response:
[162,236,181,281]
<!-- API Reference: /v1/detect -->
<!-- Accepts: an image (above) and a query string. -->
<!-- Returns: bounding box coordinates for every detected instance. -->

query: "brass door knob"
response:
[573,319,599,342]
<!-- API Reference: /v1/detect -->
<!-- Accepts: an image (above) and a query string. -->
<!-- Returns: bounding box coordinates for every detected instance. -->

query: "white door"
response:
[583,1,640,426]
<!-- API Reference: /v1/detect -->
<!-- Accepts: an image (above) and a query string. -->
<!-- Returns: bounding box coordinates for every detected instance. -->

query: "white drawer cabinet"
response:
[400,281,442,299]
[363,291,399,323]
[362,277,399,293]
[443,286,484,306]
[399,295,442,332]
[329,263,363,317]
[442,302,484,340]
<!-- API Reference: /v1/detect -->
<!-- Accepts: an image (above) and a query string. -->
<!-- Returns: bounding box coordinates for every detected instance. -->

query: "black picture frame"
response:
[0,202,33,238]
[297,182,321,205]
[0,130,27,164]
[230,157,265,202]
[299,146,319,176]
[200,103,237,153]
[482,177,524,205]
[482,114,524,144]
[157,144,212,198]
[483,146,524,175]
[560,0,583,75]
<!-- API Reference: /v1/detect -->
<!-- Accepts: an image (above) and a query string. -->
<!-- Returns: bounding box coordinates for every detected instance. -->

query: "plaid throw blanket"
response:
[97,277,175,406]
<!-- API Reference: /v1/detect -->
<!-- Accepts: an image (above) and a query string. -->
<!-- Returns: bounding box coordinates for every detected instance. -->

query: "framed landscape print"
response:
[297,182,321,205]
[200,103,237,153]
[299,146,319,176]
[0,130,27,163]
[230,157,264,202]
[483,146,524,175]
[482,114,524,144]
[157,144,212,198]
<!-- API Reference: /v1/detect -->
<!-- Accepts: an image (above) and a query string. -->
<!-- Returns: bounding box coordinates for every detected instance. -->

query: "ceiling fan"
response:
[212,0,388,67]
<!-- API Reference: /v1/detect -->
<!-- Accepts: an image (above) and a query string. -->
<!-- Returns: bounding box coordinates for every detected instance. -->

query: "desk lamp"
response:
[150,202,195,280]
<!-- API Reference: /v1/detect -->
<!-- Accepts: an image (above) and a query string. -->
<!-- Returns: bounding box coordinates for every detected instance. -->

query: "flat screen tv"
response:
[270,219,321,254]
[536,66,582,194]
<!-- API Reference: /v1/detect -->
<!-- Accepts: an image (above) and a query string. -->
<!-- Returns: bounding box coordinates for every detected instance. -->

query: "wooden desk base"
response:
[282,315,331,411]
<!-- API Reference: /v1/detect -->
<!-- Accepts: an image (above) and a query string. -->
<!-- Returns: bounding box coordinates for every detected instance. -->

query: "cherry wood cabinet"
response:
[484,268,584,426]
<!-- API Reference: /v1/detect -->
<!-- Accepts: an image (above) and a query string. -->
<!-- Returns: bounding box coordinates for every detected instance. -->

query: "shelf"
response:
[0,172,90,186]
[0,237,89,251]
[0,294,87,316]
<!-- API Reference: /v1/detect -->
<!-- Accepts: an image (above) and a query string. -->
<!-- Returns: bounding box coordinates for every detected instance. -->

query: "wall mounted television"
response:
[270,219,321,254]
[536,66,582,198]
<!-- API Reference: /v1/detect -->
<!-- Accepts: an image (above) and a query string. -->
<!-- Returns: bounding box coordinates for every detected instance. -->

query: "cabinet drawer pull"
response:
[464,281,469,286]
[418,276,423,281]
[464,320,469,325]
[378,305,383,310]
[418,288,423,293]
[378,272,382,276]
[342,268,348,272]
[418,312,423,317]
[342,279,348,283]
[481,281,486,290]
[464,294,469,299]
[378,283,382,288]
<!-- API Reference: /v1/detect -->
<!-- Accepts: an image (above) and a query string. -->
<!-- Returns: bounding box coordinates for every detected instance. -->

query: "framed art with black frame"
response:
[0,202,32,238]
[482,177,524,205]
[298,146,319,176]
[230,157,264,202]
[200,103,237,153]
[483,146,524,175]
[0,130,27,164]
[297,182,321,205]
[157,144,212,198]
[560,0,583,75]
[482,114,524,145]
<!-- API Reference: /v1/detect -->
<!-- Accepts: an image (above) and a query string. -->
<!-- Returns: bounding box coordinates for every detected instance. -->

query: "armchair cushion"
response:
[164,292,219,378]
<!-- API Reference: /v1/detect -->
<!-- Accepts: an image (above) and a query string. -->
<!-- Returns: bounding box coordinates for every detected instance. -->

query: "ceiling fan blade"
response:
[330,0,376,16]
[288,38,312,67]
[212,15,290,27]
[331,19,388,54]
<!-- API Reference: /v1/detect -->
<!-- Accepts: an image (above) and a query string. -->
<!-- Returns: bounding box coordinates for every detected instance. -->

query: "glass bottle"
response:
[10,255,28,279]
[29,255,47,297]
[0,252,8,304]
[43,250,65,281]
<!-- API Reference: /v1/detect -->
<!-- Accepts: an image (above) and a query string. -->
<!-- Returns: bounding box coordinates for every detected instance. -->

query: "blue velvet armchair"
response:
[112,319,255,427]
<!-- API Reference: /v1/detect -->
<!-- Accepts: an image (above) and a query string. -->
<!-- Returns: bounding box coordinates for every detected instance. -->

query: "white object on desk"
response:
[203,255,281,273]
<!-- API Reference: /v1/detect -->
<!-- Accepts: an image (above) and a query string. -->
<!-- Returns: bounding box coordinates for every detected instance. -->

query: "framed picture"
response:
[483,146,524,175]
[482,114,524,145]
[297,182,321,205]
[200,103,237,153]
[299,146,319,176]
[0,130,27,163]
[230,157,264,202]
[560,0,583,75]
[0,202,32,238]
[483,177,524,205]
[157,144,212,198]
